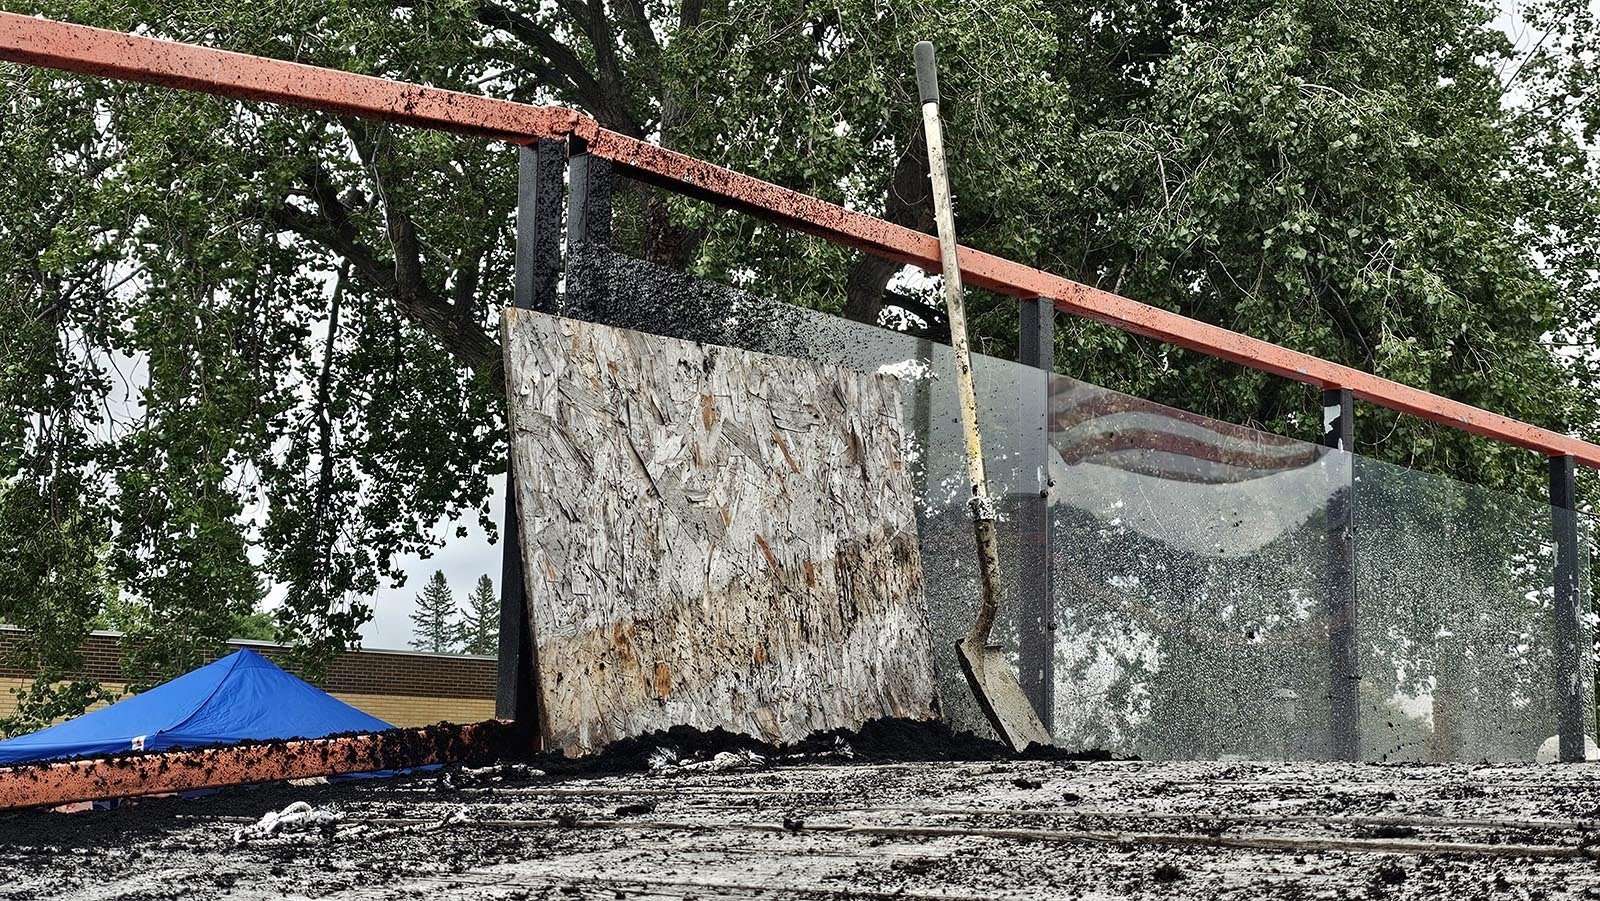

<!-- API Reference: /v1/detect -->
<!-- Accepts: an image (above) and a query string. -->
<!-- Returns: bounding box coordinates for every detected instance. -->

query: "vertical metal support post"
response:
[1551,453,1585,763]
[1321,387,1359,761]
[497,140,565,724]
[511,139,566,317]
[563,137,615,320]
[567,139,614,246]
[1015,298,1055,731]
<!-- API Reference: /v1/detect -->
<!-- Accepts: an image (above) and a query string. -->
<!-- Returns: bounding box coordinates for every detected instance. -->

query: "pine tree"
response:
[408,570,460,653]
[460,574,499,656]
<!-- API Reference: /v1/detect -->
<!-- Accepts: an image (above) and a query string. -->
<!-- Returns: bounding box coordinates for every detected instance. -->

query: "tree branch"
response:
[844,130,935,324]
[476,0,646,137]
[268,179,500,380]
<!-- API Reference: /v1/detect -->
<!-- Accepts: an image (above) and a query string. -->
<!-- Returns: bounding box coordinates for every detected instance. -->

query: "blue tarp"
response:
[0,648,393,765]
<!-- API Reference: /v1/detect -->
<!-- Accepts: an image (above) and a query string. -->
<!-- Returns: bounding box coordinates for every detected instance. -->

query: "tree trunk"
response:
[843,131,936,325]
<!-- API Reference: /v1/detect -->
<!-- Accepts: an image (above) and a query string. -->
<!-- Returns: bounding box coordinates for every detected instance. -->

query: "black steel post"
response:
[567,138,614,247]
[1321,387,1359,761]
[1015,298,1055,731]
[497,140,565,724]
[512,139,566,317]
[1551,453,1585,763]
[563,136,615,320]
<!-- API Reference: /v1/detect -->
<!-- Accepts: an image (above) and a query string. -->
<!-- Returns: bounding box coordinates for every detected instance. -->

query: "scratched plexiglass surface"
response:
[1027,379,1591,762]
[561,243,1594,759]
[1353,459,1596,763]
[1041,375,1348,760]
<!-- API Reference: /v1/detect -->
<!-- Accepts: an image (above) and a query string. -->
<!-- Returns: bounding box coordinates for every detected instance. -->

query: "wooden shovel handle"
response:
[915,41,1001,646]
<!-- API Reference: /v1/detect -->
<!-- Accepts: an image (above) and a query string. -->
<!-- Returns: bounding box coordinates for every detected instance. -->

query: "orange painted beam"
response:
[0,721,511,810]
[4,11,1595,467]
[588,125,1600,466]
[0,12,579,143]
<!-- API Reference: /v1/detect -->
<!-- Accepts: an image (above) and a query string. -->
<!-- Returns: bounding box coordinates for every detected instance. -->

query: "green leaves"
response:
[1039,0,1593,492]
[0,477,118,736]
[3,0,541,687]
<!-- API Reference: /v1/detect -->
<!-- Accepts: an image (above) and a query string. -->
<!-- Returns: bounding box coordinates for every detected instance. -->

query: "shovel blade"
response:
[956,639,1054,752]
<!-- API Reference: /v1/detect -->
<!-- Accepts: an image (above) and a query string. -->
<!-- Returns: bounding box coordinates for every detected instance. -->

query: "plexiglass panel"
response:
[561,244,1596,760]
[1355,459,1596,763]
[1044,375,1347,760]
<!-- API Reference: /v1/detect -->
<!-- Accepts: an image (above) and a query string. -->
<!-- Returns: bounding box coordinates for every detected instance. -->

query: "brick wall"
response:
[0,627,496,728]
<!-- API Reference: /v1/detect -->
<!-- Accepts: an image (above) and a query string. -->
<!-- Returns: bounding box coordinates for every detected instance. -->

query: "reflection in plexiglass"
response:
[1044,377,1346,761]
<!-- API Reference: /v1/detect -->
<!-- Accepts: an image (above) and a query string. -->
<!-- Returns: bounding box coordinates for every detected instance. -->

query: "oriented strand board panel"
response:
[502,308,936,754]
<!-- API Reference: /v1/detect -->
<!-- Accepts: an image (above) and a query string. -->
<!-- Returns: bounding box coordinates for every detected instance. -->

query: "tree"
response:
[0,476,117,736]
[460,575,499,656]
[1040,0,1597,481]
[228,609,280,642]
[1,0,1595,727]
[408,570,461,654]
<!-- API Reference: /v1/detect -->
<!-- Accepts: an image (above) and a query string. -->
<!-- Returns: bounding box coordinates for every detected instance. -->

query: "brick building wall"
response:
[0,627,496,728]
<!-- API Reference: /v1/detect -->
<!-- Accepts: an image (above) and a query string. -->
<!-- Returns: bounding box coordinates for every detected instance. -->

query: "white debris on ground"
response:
[647,747,767,774]
[231,801,340,843]
[435,762,546,790]
[459,763,545,781]
[432,806,472,830]
[818,735,856,761]
[646,736,855,774]
[15,757,1600,899]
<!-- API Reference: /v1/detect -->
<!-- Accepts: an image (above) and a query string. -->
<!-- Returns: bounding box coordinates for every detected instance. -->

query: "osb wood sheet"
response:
[502,308,936,754]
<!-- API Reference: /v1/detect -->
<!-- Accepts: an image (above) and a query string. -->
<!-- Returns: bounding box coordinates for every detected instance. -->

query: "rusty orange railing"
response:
[0,721,509,811]
[2,11,1596,468]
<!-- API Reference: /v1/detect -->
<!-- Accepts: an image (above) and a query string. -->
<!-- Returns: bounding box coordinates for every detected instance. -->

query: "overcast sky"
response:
[359,489,504,651]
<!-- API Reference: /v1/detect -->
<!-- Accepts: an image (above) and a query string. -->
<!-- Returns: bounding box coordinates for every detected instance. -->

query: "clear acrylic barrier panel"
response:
[1354,458,1597,763]
[1043,374,1346,760]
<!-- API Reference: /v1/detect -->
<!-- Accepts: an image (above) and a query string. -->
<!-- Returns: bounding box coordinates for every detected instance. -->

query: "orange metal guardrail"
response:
[3,11,1596,468]
[0,721,509,811]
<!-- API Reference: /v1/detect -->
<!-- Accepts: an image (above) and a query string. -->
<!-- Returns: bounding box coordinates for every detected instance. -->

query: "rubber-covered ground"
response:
[3,729,1599,899]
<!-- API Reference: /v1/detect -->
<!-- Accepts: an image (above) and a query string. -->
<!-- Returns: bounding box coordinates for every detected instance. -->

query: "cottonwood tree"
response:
[1034,0,1600,758]
[2,0,1595,726]
[408,571,461,654]
[1045,0,1600,476]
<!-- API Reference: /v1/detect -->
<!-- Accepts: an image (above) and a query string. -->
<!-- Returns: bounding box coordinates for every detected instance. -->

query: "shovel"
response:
[914,41,1053,751]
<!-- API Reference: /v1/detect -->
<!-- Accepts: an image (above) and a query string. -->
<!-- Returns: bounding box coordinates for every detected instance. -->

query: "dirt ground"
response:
[4,734,1600,900]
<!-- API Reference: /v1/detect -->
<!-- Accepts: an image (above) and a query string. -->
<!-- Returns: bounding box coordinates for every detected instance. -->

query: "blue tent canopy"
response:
[0,648,393,765]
